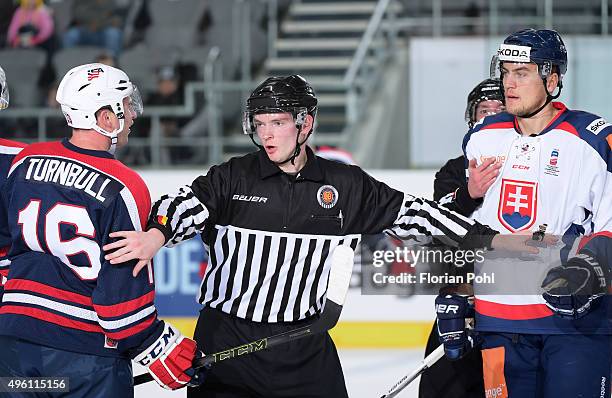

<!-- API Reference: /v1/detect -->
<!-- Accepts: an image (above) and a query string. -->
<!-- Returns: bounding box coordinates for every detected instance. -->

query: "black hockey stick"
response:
[379,344,444,398]
[134,245,355,386]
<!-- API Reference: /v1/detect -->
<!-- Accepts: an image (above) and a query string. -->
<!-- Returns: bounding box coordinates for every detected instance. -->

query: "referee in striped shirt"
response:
[104,75,525,397]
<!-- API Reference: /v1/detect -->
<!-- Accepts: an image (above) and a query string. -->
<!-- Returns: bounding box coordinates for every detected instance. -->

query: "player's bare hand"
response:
[103,229,166,276]
[467,158,501,199]
[490,231,558,254]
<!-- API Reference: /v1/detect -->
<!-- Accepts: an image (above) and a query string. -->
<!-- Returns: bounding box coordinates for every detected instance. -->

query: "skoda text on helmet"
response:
[465,78,504,128]
[490,28,567,118]
[55,63,143,154]
[0,65,9,110]
[243,74,318,165]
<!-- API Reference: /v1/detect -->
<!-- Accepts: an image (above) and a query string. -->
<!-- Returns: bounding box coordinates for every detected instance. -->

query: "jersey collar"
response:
[513,101,569,136]
[258,146,323,182]
[61,138,115,159]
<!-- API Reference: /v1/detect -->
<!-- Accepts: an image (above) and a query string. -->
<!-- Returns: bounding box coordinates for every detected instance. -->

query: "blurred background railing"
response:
[1,0,610,168]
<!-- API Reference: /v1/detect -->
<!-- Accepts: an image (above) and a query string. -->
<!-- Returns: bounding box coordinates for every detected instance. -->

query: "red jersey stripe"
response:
[5,278,93,307]
[0,305,103,333]
[105,314,156,339]
[475,298,553,320]
[94,290,155,318]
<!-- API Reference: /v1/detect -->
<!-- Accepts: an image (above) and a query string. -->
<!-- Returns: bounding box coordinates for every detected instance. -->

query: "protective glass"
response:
[490,54,555,81]
[475,100,505,119]
[242,107,307,136]
[128,84,144,116]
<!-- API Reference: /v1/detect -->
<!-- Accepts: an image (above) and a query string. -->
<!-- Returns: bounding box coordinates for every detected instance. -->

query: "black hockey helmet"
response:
[465,78,504,127]
[243,74,317,136]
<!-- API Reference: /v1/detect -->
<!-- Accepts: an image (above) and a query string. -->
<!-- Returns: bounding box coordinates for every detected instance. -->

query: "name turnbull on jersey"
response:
[21,156,120,203]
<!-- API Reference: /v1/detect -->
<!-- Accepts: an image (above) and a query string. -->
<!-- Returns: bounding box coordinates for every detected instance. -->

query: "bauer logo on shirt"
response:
[497,179,538,232]
[317,185,338,209]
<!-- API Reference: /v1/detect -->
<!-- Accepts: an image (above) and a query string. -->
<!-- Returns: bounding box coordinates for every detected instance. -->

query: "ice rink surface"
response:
[134,348,424,398]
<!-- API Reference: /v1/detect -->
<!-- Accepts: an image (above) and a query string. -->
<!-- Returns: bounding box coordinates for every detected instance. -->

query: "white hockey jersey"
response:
[463,102,611,334]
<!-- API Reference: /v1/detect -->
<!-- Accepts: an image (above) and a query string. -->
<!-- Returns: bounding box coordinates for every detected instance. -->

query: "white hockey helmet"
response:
[56,63,143,153]
[0,65,9,110]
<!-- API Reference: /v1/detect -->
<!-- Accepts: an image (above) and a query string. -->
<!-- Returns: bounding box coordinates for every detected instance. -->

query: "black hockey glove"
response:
[541,253,609,319]
[435,288,480,361]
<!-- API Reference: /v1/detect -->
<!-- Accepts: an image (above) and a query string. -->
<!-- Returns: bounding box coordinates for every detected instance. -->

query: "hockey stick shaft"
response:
[379,345,444,398]
[134,246,354,386]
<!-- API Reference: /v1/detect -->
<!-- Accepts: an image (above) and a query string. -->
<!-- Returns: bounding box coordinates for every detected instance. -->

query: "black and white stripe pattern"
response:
[199,225,360,323]
[151,188,482,323]
[387,193,476,247]
[151,186,209,247]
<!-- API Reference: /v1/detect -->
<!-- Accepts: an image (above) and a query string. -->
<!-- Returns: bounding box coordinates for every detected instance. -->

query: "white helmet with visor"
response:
[56,63,143,153]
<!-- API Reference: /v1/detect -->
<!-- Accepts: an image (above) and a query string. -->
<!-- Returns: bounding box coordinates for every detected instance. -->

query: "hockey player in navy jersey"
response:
[0,63,206,396]
[438,29,611,397]
[0,65,27,302]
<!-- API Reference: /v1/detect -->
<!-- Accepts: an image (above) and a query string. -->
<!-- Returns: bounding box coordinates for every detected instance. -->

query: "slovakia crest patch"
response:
[497,179,538,232]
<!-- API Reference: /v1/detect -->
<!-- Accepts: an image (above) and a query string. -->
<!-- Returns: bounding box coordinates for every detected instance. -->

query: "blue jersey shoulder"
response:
[562,109,611,168]
[462,112,514,155]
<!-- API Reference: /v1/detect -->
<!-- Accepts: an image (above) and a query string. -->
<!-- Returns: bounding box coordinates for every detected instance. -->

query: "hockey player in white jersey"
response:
[438,29,611,397]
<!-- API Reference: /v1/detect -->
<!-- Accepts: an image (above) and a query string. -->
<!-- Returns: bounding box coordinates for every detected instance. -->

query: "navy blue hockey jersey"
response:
[0,139,164,358]
[0,138,27,298]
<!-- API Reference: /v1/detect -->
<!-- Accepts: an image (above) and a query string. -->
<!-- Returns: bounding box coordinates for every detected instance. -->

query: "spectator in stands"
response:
[146,65,190,163]
[62,0,124,57]
[94,51,116,67]
[0,0,18,48]
[43,80,70,138]
[464,2,481,35]
[7,0,54,53]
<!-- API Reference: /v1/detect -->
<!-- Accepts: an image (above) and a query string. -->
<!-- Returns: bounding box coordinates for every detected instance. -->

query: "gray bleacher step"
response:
[282,20,369,34]
[291,2,378,16]
[317,93,348,107]
[276,38,362,50]
[267,56,353,70]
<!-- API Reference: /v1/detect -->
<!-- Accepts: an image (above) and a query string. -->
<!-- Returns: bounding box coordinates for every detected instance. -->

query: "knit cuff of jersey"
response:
[459,223,498,250]
[146,223,173,245]
[454,186,483,216]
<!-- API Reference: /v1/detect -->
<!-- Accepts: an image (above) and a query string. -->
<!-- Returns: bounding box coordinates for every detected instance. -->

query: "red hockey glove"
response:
[134,322,206,390]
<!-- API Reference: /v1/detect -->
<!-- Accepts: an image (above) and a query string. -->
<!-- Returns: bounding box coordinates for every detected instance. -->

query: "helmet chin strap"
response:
[278,128,312,166]
[249,123,313,167]
[93,118,124,155]
[520,78,562,119]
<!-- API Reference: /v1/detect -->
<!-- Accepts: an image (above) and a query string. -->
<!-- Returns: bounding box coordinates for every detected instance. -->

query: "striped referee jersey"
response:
[149,147,497,323]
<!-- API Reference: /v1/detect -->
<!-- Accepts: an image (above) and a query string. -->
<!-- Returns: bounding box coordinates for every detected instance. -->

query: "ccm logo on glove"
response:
[137,325,177,366]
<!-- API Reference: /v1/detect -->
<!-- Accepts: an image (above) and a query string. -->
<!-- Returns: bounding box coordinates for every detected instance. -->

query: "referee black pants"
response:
[187,307,349,398]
